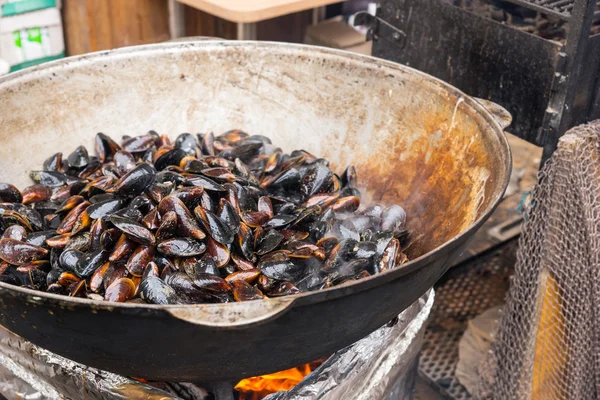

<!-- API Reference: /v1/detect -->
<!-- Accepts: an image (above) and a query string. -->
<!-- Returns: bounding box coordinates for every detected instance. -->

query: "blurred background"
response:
[0,0,376,74]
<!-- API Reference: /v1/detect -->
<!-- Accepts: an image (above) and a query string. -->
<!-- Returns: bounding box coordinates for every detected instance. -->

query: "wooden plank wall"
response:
[62,0,171,56]
[63,0,313,56]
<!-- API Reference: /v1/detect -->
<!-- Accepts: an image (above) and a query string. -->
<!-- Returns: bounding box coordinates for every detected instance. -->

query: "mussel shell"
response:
[67,146,90,169]
[155,149,187,171]
[157,237,206,257]
[108,215,155,245]
[29,171,70,187]
[59,249,84,273]
[175,133,198,154]
[43,152,63,173]
[206,237,230,267]
[87,198,128,219]
[100,228,122,250]
[255,229,284,256]
[46,267,63,286]
[158,196,206,241]
[201,132,215,156]
[240,211,271,228]
[121,134,156,153]
[194,207,234,245]
[219,141,263,162]
[341,165,358,187]
[258,253,306,283]
[235,222,254,261]
[26,230,56,247]
[142,261,160,279]
[103,262,128,290]
[126,245,155,277]
[225,269,261,284]
[300,165,332,198]
[88,218,106,251]
[331,196,360,213]
[231,252,255,271]
[266,281,300,297]
[183,253,219,278]
[215,200,240,234]
[264,214,296,229]
[95,133,122,162]
[328,258,370,284]
[381,205,407,236]
[183,175,226,192]
[0,238,48,266]
[172,186,204,210]
[1,225,27,241]
[21,184,53,205]
[139,276,179,305]
[165,272,212,303]
[74,248,110,278]
[112,164,157,197]
[114,151,137,176]
[232,280,264,302]
[191,272,232,293]
[90,261,111,292]
[128,195,153,213]
[105,277,136,302]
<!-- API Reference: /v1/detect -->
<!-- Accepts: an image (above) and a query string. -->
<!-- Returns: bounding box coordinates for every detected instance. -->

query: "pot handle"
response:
[167,297,296,328]
[474,98,512,130]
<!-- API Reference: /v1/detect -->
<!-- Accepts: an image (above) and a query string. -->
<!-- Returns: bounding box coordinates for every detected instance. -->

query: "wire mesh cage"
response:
[476,119,600,399]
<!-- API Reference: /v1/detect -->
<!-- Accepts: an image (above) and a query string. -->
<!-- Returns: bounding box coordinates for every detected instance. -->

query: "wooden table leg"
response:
[236,23,257,40]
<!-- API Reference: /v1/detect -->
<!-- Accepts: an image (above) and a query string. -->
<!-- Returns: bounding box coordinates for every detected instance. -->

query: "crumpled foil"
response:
[0,290,432,400]
[265,289,434,400]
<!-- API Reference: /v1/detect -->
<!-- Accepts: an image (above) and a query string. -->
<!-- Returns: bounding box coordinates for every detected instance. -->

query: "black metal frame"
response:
[364,0,600,162]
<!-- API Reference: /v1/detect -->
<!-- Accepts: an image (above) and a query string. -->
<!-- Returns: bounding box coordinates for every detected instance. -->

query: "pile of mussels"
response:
[0,131,408,304]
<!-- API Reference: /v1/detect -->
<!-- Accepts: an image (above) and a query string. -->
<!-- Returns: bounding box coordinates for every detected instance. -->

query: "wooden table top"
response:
[177,0,343,23]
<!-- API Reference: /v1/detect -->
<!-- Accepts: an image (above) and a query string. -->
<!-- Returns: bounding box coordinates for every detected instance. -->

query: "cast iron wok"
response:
[0,41,511,382]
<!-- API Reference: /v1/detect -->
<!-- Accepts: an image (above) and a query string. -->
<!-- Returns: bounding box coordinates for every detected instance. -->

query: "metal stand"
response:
[207,381,235,400]
[237,23,258,40]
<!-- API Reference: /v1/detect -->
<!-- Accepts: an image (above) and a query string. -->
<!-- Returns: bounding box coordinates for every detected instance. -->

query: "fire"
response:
[236,361,323,400]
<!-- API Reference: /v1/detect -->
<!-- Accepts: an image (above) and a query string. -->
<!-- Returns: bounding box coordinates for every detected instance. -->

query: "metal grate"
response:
[418,240,518,399]
[503,0,600,20]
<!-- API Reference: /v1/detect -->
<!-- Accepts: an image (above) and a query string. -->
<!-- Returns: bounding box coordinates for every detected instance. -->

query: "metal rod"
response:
[236,23,258,40]
[545,0,598,163]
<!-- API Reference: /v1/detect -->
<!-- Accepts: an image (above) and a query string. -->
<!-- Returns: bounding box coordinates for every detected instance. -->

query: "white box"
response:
[0,7,64,71]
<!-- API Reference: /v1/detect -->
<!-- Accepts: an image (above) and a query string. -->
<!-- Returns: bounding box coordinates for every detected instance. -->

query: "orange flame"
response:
[235,361,323,400]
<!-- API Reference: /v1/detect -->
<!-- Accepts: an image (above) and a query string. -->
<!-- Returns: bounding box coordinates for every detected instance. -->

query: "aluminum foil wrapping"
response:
[265,289,434,400]
[0,290,432,400]
[0,326,203,400]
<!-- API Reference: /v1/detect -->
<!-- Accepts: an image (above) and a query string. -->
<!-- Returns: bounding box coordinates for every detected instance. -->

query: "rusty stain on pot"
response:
[0,41,510,315]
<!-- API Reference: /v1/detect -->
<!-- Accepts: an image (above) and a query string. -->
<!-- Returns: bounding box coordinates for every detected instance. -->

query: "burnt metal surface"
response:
[0,41,511,382]
[419,240,518,399]
[503,0,600,19]
[374,0,561,146]
[373,0,600,164]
